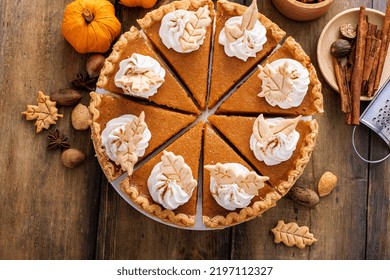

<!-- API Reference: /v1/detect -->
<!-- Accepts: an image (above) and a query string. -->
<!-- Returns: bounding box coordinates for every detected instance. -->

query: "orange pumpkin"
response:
[62,0,121,54]
[119,0,158,9]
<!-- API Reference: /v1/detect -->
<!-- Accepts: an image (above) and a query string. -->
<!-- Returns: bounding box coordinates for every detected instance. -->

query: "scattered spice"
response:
[71,72,97,91]
[61,148,86,168]
[330,39,352,58]
[340,23,356,39]
[47,129,70,151]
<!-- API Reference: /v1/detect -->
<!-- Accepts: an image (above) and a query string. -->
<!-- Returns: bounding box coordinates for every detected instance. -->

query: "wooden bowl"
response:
[317,8,390,101]
[272,0,334,21]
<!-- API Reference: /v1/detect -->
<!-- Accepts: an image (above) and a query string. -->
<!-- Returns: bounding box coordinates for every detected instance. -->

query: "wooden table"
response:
[0,0,389,260]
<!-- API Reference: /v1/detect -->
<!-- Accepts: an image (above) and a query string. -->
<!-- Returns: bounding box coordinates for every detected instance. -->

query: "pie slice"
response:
[217,36,323,116]
[208,115,318,195]
[208,0,286,109]
[137,0,215,109]
[89,92,197,181]
[120,121,203,227]
[97,26,199,115]
[203,123,281,228]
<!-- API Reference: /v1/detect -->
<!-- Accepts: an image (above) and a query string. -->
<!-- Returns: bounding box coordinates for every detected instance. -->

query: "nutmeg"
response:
[86,54,105,78]
[71,103,91,130]
[50,89,81,106]
[61,148,85,168]
[340,23,357,39]
[330,39,352,58]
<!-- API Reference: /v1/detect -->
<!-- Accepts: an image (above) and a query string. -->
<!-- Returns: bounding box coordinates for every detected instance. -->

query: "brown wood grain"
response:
[0,0,101,259]
[0,0,388,260]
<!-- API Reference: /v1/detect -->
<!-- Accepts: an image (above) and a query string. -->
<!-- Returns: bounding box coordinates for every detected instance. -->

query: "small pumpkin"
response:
[62,0,121,54]
[119,0,158,9]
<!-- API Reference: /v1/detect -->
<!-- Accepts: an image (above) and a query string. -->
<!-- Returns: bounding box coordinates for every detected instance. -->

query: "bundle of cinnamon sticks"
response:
[332,4,390,125]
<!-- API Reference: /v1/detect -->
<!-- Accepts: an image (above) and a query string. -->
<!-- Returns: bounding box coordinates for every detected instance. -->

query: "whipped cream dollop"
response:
[205,163,268,211]
[250,114,300,166]
[219,16,267,61]
[258,59,310,109]
[148,151,197,210]
[159,6,211,53]
[101,113,151,173]
[114,53,165,98]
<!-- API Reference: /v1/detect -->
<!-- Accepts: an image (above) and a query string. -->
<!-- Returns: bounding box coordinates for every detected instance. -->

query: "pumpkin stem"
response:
[82,9,94,23]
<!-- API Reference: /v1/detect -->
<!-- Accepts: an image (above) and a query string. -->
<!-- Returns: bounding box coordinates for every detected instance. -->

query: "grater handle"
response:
[352,126,390,164]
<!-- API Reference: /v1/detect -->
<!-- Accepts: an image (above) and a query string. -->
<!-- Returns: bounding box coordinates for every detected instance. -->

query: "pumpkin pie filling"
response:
[208,0,286,109]
[90,0,322,229]
[137,0,215,109]
[217,36,323,116]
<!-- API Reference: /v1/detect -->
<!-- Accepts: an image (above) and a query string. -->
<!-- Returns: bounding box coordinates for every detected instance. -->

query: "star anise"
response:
[47,129,70,151]
[71,72,97,91]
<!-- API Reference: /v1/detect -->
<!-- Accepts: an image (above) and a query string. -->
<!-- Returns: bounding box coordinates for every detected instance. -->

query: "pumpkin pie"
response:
[208,114,318,195]
[208,0,286,108]
[89,92,196,181]
[217,36,323,116]
[97,26,199,115]
[203,123,281,228]
[137,0,215,109]
[89,0,323,229]
[120,121,203,227]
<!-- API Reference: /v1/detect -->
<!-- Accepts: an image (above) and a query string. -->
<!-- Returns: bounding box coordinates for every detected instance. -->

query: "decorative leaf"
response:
[253,114,301,143]
[225,25,244,43]
[160,150,197,195]
[22,91,63,133]
[204,163,237,185]
[205,163,268,196]
[116,111,147,175]
[116,69,164,94]
[179,6,211,51]
[237,171,269,195]
[258,61,295,103]
[241,0,258,31]
[271,220,317,249]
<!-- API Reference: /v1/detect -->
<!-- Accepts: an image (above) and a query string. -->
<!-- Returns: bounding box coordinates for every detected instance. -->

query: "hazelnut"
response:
[318,171,338,197]
[61,148,86,168]
[86,54,105,78]
[330,39,352,58]
[71,103,91,130]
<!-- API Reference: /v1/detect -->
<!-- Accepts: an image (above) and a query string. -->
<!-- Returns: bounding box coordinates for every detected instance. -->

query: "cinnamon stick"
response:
[362,36,379,95]
[373,3,390,92]
[333,57,351,113]
[349,6,368,125]
[367,38,382,97]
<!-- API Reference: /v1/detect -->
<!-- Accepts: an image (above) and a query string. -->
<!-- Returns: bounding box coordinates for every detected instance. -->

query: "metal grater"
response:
[352,76,390,163]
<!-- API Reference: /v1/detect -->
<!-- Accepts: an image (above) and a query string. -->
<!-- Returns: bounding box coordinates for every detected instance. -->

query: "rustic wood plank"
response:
[366,0,390,260]
[95,0,235,260]
[231,0,371,259]
[0,0,101,259]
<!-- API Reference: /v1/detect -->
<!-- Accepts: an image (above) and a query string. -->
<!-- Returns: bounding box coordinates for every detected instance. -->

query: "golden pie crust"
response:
[89,92,196,181]
[203,123,281,228]
[138,0,215,109]
[217,36,324,116]
[208,0,286,108]
[97,26,199,115]
[120,122,203,227]
[90,0,323,229]
[208,115,319,195]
